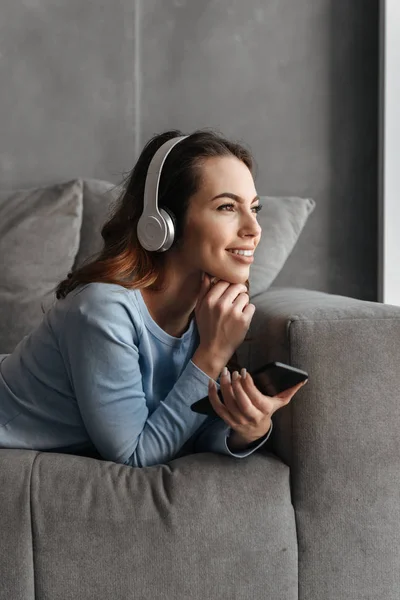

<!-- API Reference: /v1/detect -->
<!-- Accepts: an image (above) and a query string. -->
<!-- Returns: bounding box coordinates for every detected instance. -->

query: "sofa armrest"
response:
[242,286,400,459]
[241,286,400,598]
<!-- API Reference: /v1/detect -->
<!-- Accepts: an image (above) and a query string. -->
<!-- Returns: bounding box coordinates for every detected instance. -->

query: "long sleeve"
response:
[59,289,223,467]
[193,416,273,458]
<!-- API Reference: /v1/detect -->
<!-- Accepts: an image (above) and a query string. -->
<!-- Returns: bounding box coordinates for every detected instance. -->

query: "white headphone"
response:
[137,135,189,252]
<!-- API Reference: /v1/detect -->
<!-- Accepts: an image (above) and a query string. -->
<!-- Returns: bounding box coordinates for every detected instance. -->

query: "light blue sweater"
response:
[0,282,272,466]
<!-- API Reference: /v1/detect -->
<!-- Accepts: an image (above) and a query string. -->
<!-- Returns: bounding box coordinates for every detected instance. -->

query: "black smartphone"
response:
[190,361,309,417]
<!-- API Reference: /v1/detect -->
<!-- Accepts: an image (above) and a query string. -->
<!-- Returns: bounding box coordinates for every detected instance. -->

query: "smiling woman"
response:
[0,129,276,467]
[57,130,262,351]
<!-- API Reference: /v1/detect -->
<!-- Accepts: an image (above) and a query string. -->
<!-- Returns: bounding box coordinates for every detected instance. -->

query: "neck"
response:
[140,273,202,338]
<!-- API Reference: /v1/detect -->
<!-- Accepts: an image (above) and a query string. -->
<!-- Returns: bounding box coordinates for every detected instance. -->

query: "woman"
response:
[0,129,305,467]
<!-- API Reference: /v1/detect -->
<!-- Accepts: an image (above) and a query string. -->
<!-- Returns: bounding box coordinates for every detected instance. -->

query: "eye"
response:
[217,203,263,214]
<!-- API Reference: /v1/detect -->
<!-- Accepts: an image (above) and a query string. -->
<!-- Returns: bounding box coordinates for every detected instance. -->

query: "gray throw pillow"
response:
[0,179,83,353]
[73,178,121,270]
[249,196,315,297]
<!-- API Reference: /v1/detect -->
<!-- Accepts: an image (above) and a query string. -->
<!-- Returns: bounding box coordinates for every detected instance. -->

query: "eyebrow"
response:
[210,193,260,203]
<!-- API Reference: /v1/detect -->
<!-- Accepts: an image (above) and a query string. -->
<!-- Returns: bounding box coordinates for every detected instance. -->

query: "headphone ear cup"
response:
[161,206,177,229]
[158,207,176,252]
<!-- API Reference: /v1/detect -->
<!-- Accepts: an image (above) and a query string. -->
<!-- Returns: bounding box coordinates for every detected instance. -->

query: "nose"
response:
[239,211,262,241]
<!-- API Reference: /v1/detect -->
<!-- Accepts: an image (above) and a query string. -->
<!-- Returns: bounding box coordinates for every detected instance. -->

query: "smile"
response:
[226,250,254,263]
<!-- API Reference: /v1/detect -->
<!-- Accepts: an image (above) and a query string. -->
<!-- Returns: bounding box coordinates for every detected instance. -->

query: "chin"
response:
[208,269,250,285]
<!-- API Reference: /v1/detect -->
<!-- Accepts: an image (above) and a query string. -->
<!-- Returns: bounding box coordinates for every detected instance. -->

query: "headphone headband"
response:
[142,136,188,216]
[137,135,189,252]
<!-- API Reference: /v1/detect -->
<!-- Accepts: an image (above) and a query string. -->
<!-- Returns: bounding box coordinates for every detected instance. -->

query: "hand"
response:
[195,272,255,366]
[208,368,308,444]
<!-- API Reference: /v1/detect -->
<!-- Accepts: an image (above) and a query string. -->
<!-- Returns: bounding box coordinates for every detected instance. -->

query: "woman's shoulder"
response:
[58,282,142,329]
[50,283,145,350]
[69,281,133,303]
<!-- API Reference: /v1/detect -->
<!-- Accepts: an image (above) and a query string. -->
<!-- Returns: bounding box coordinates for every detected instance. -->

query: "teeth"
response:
[228,249,253,256]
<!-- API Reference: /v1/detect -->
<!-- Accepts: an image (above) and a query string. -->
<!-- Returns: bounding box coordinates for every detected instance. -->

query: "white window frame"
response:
[379,0,400,304]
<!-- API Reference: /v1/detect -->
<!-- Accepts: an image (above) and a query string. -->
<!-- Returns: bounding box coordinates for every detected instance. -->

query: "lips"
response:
[226,250,254,263]
[226,248,255,252]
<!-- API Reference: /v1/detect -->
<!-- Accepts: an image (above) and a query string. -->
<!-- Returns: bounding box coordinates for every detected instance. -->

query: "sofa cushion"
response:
[249,196,316,297]
[14,449,297,600]
[0,449,37,598]
[0,179,83,353]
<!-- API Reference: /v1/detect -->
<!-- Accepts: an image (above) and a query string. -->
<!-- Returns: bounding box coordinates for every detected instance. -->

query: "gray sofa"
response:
[1,182,400,600]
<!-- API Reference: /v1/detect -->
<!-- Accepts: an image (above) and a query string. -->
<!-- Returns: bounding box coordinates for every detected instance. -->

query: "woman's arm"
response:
[59,287,220,467]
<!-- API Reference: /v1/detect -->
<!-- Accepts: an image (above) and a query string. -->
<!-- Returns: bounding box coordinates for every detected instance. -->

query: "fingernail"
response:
[302,379,308,385]
[201,272,205,281]
[240,368,247,379]
[221,367,231,382]
[232,371,239,381]
[208,378,215,389]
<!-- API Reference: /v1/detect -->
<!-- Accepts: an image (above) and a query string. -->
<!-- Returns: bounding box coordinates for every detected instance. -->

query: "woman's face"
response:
[176,155,262,284]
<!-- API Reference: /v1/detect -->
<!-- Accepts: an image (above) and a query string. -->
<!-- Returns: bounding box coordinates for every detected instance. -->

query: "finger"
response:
[218,369,243,418]
[206,278,231,301]
[208,379,235,426]
[229,371,263,422]
[219,369,253,425]
[220,284,249,307]
[240,370,274,414]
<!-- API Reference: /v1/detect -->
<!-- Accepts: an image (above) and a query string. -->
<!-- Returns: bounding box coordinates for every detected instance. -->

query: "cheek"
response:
[183,215,230,252]
[203,220,230,244]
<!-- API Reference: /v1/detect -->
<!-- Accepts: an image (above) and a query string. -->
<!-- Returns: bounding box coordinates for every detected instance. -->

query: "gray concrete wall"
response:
[0,0,379,300]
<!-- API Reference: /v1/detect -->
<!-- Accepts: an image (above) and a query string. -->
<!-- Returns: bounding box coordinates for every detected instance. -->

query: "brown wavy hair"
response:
[55,128,256,374]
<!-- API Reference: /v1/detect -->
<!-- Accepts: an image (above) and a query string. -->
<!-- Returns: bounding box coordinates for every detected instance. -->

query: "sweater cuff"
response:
[194,417,273,458]
[225,420,274,457]
[182,359,221,397]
